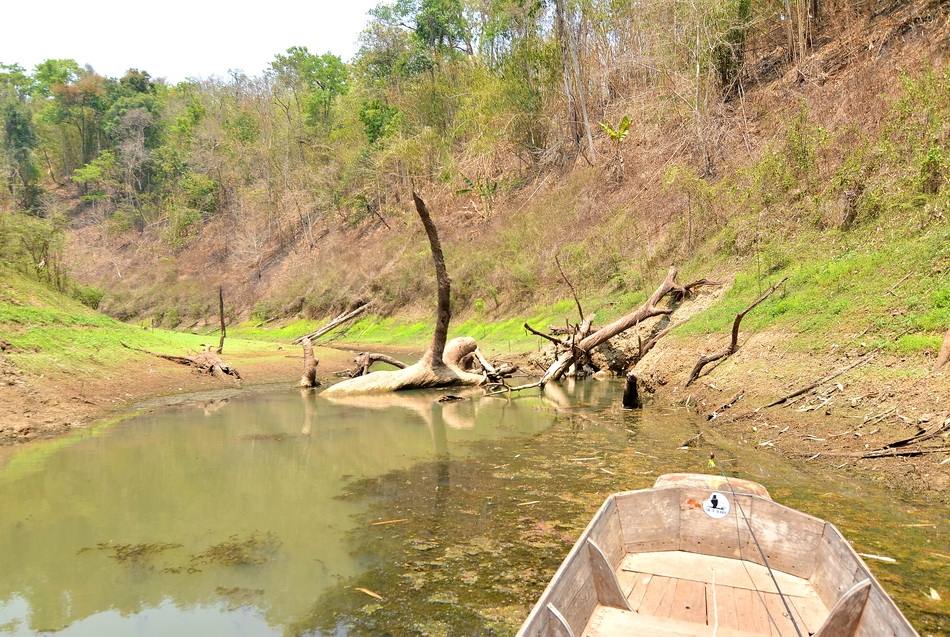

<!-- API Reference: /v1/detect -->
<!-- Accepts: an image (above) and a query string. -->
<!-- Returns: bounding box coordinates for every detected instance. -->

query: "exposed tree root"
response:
[685,276,787,386]
[336,352,408,378]
[121,343,241,380]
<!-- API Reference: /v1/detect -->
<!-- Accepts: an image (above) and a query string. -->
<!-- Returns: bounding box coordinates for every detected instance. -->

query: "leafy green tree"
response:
[0,63,35,98]
[1,99,41,209]
[31,59,80,97]
[358,99,399,144]
[270,47,348,126]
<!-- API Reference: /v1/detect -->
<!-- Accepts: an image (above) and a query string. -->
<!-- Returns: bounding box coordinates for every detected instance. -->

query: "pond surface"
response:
[0,380,946,636]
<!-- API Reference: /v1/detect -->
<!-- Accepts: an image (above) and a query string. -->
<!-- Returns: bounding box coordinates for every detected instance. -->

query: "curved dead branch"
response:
[685,276,787,386]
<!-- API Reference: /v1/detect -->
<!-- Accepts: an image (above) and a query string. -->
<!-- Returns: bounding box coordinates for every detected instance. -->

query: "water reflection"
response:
[1,379,944,636]
[0,385,557,636]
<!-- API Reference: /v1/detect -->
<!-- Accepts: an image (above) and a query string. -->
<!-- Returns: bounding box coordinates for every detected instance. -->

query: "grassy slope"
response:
[248,69,950,362]
[0,267,284,376]
[230,218,947,362]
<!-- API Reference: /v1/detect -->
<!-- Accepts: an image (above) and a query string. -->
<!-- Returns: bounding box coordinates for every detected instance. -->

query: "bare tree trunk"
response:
[555,0,596,161]
[217,286,226,354]
[322,194,486,396]
[415,191,451,366]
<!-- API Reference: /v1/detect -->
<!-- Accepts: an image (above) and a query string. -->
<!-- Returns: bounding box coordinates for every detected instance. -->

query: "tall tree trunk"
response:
[414,191,451,366]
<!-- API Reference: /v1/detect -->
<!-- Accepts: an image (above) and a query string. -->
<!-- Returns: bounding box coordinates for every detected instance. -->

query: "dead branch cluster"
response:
[521,266,719,391]
[122,343,241,380]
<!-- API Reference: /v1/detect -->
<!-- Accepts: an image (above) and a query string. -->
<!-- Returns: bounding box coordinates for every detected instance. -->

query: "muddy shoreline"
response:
[3,334,948,503]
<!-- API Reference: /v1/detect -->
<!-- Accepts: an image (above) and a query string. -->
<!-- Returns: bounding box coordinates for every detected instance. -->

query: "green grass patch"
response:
[677,224,949,354]
[1,268,282,375]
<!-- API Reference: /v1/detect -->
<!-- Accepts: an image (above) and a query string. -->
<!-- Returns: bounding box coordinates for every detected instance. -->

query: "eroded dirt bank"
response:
[4,325,947,504]
[620,334,949,502]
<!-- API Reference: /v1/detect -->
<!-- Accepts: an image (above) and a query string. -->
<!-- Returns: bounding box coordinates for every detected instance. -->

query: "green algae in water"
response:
[0,381,946,636]
[291,396,948,636]
[78,541,183,564]
[190,532,281,567]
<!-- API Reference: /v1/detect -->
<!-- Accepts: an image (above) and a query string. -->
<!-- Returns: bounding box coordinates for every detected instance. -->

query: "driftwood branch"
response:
[763,352,876,408]
[685,277,787,386]
[524,322,562,346]
[122,342,241,380]
[292,302,370,345]
[539,267,715,386]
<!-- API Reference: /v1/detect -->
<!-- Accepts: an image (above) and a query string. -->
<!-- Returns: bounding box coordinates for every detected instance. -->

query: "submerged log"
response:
[322,193,487,396]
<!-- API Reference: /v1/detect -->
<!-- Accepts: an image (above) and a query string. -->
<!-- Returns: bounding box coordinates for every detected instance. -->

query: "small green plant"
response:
[165,208,202,248]
[599,115,631,182]
[457,174,500,219]
[918,145,945,195]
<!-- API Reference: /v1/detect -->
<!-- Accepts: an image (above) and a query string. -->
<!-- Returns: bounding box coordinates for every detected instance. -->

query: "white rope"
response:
[720,473,804,637]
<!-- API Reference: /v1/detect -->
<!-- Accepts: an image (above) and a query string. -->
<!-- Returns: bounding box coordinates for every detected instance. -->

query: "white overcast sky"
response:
[1,0,380,82]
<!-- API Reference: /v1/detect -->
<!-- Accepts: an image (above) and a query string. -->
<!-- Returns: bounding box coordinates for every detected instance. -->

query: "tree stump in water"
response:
[622,372,642,409]
[299,337,320,388]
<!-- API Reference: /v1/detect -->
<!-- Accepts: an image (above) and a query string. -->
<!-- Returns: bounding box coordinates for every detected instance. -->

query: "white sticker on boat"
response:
[702,492,730,519]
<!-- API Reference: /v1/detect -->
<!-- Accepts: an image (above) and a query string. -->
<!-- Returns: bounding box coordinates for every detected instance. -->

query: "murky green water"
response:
[0,380,946,636]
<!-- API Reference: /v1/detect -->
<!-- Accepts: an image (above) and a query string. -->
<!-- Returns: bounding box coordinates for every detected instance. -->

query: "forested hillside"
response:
[1,0,947,342]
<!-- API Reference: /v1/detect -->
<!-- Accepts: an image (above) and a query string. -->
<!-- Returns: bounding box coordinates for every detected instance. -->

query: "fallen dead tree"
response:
[538,267,715,386]
[292,302,371,345]
[322,193,488,396]
[685,277,787,386]
[122,343,241,380]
